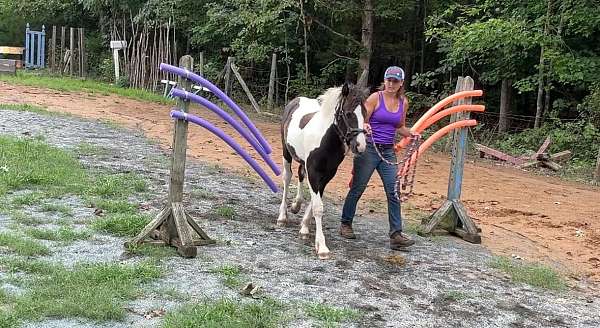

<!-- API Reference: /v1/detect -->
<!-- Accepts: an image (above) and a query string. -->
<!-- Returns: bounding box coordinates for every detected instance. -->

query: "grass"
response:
[155,287,191,302]
[9,261,161,321]
[215,206,236,220]
[162,298,285,328]
[0,103,55,115]
[303,302,360,326]
[0,232,50,256]
[91,213,151,237]
[441,290,470,302]
[86,173,148,197]
[0,136,87,196]
[5,210,44,226]
[490,256,566,291]
[74,142,109,156]
[40,203,73,216]
[0,71,171,105]
[0,257,60,275]
[191,187,218,200]
[10,191,45,206]
[23,226,91,244]
[86,198,138,214]
[210,264,244,289]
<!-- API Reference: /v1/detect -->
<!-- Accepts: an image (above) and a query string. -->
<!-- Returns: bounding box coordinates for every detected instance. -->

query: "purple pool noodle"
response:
[160,63,272,155]
[170,89,280,176]
[170,110,279,193]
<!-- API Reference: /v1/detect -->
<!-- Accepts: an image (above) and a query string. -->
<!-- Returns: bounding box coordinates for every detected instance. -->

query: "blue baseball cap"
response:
[384,66,405,80]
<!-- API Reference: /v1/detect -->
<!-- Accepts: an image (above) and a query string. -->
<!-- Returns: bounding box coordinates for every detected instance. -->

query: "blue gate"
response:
[25,23,45,68]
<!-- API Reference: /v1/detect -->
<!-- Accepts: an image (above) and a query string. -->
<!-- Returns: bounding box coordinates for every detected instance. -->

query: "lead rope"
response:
[371,135,422,201]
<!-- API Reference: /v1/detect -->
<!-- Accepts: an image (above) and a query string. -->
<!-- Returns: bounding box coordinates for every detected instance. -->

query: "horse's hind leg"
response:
[277,154,293,226]
[290,164,305,214]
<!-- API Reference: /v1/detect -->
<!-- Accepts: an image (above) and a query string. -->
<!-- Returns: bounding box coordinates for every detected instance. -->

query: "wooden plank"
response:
[125,205,171,246]
[224,56,233,95]
[447,77,473,200]
[474,143,525,165]
[0,47,25,55]
[172,202,194,247]
[60,26,65,74]
[0,59,16,75]
[452,200,481,243]
[422,200,453,234]
[69,27,74,76]
[532,136,551,159]
[231,62,261,113]
[550,150,571,161]
[51,26,56,72]
[186,213,214,243]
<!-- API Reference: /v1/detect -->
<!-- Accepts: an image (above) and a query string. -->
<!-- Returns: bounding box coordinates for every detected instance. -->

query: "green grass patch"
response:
[155,287,191,302]
[490,256,566,291]
[86,173,148,197]
[304,303,360,326]
[6,210,44,226]
[0,103,53,115]
[74,142,109,156]
[0,232,50,256]
[12,261,161,321]
[0,257,60,275]
[441,290,470,302]
[162,298,284,328]
[191,187,218,200]
[40,203,73,216]
[0,136,87,196]
[0,312,20,328]
[91,213,151,237]
[215,206,236,220]
[24,227,91,244]
[87,198,137,214]
[210,264,244,289]
[0,72,171,105]
[10,192,45,206]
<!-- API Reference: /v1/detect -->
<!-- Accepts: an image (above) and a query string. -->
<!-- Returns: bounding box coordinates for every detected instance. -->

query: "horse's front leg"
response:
[290,164,305,214]
[277,159,293,226]
[311,192,330,259]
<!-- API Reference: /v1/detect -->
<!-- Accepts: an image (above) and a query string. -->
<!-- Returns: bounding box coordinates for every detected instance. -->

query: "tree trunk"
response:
[299,0,309,83]
[356,0,373,88]
[535,0,552,128]
[499,79,511,133]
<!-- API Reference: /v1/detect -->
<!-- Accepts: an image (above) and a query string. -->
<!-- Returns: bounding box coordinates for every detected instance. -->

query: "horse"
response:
[278,82,368,259]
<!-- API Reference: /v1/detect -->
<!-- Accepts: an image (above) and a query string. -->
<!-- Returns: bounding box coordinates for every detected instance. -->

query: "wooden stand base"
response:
[422,199,481,244]
[125,202,214,258]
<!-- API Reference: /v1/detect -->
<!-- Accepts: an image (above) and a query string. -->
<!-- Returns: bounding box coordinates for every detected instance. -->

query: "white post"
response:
[113,48,120,82]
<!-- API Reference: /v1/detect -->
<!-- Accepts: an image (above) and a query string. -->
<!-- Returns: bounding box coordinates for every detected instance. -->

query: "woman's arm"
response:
[363,92,379,134]
[397,97,412,138]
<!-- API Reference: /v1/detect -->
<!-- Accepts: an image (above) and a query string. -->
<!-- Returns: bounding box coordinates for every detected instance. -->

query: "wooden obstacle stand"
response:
[125,56,214,258]
[475,136,571,171]
[421,77,482,243]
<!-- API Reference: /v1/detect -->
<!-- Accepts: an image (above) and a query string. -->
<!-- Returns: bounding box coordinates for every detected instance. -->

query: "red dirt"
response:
[2,81,599,283]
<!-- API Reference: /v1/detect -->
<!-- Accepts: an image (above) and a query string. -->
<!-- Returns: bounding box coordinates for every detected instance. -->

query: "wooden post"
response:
[422,76,481,243]
[60,26,65,74]
[199,51,204,76]
[51,26,56,73]
[268,53,277,109]
[231,62,261,113]
[224,56,233,96]
[69,27,74,76]
[595,145,600,183]
[444,77,464,152]
[80,28,86,78]
[25,24,30,68]
[126,55,214,258]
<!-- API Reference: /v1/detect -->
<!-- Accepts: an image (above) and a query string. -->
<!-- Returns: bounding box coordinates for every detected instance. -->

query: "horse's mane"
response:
[316,86,342,116]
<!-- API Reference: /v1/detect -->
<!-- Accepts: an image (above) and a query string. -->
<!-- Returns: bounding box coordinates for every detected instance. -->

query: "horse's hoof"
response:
[290,202,302,214]
[300,232,309,240]
[276,220,287,227]
[317,251,330,260]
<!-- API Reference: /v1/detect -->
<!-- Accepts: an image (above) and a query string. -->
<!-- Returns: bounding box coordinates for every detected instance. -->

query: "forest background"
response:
[1,0,599,179]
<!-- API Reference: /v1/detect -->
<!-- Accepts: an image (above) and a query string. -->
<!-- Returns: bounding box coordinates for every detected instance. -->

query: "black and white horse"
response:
[278,83,368,259]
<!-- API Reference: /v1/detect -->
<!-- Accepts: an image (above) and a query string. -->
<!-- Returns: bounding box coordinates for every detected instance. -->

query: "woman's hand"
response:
[363,123,372,135]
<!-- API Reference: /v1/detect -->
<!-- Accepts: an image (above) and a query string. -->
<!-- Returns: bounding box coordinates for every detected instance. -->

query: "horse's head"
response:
[335,82,368,154]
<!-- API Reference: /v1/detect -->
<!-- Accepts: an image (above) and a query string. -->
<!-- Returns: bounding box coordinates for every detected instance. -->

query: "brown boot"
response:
[390,232,415,250]
[339,223,356,239]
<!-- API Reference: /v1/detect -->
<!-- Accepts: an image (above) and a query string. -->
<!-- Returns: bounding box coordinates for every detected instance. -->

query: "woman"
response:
[340,66,416,250]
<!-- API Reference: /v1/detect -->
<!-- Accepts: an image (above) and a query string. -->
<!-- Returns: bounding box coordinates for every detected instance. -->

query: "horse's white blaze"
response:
[354,104,367,152]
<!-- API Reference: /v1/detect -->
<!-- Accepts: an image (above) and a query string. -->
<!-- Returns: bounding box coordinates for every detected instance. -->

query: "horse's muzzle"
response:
[350,132,367,154]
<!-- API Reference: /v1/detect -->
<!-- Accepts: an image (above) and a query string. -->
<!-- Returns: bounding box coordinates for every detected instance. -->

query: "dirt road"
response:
[1,81,599,282]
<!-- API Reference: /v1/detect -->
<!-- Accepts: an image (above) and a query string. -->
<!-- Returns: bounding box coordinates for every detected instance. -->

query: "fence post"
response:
[51,26,56,72]
[268,53,277,109]
[69,27,74,76]
[39,25,45,68]
[60,26,65,74]
[224,56,233,96]
[231,62,261,113]
[199,51,204,76]
[25,24,30,68]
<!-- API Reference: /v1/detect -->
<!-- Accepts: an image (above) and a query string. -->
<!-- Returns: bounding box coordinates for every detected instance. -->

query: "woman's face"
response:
[384,78,403,93]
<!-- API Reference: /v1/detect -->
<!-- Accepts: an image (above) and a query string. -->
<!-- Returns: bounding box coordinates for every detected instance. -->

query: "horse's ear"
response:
[342,82,350,97]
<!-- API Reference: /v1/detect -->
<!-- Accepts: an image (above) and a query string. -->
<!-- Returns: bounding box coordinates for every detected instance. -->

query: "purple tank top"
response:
[369,92,404,144]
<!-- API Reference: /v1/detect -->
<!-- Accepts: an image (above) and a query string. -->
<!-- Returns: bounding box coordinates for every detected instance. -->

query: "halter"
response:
[333,95,366,145]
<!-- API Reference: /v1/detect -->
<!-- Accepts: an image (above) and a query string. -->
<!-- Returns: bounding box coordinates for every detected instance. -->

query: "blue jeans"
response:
[341,143,403,236]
